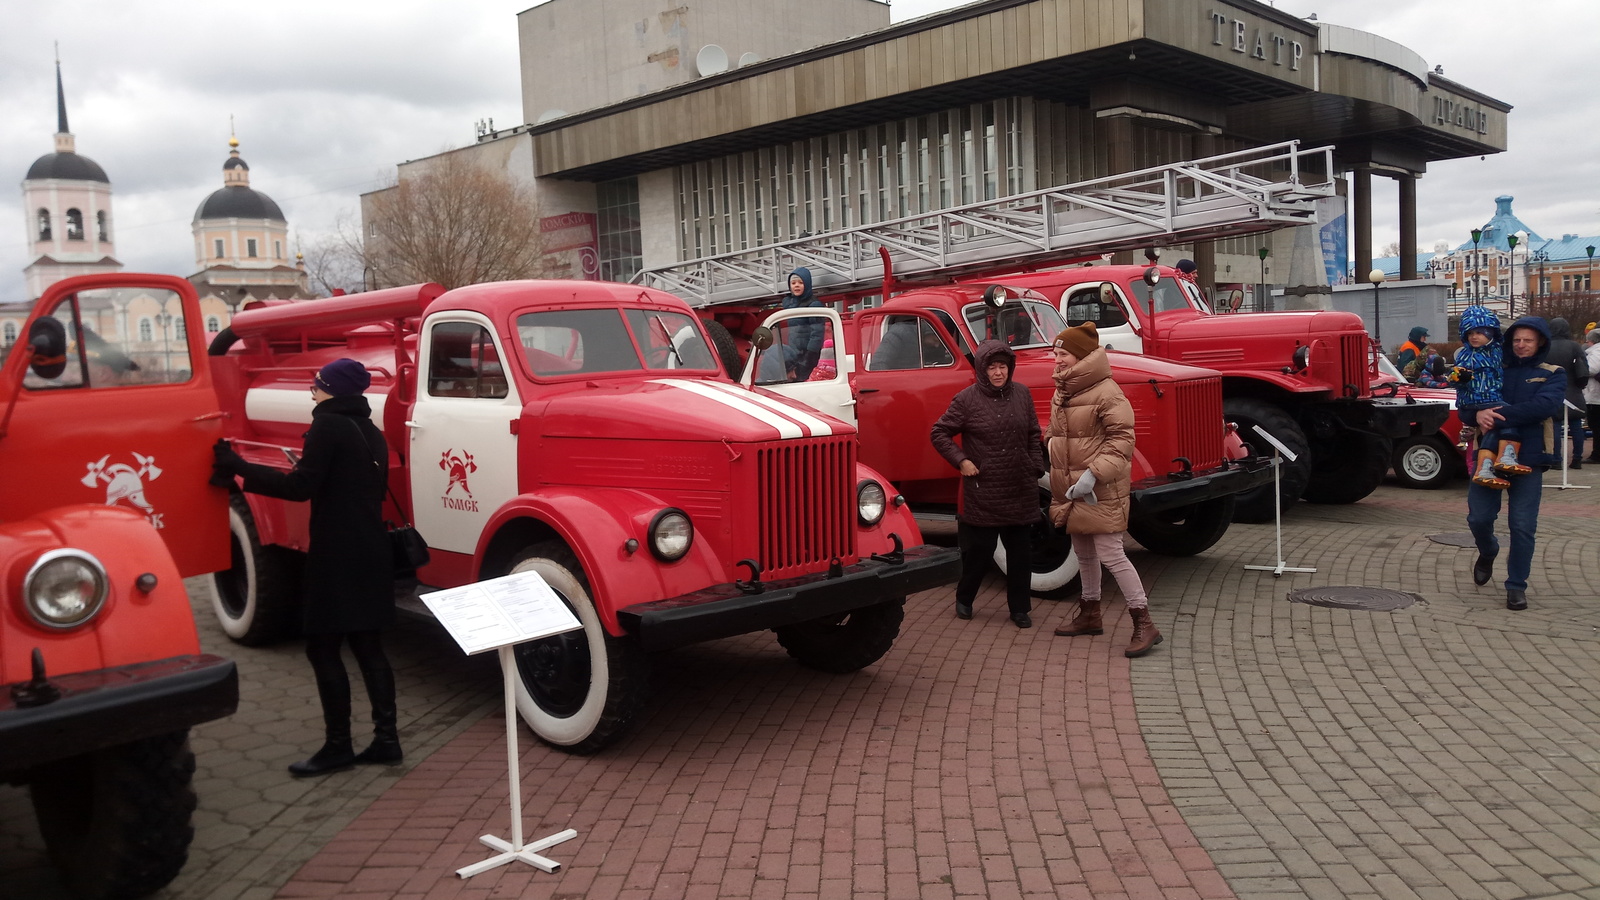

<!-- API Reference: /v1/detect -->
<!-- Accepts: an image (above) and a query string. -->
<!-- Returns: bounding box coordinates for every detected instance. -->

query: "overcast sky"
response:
[5,0,1596,300]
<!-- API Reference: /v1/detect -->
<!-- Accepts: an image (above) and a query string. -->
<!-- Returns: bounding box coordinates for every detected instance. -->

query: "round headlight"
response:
[857,480,887,526]
[649,509,693,562]
[24,550,109,629]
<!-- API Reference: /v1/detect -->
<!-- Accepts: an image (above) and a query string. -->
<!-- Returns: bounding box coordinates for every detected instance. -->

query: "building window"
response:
[274,240,282,259]
[36,209,51,241]
[174,317,187,340]
[214,238,225,258]
[206,316,221,333]
[246,238,258,258]
[138,318,153,342]
[2,321,16,347]
[66,209,84,240]
[597,177,643,282]
[96,211,109,242]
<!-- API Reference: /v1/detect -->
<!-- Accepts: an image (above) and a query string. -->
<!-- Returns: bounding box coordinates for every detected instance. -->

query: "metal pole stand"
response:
[1545,401,1590,492]
[456,645,578,879]
[1242,427,1317,578]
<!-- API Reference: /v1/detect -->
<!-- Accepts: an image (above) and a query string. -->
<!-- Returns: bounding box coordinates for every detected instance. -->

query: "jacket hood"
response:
[1407,326,1430,345]
[973,339,1016,394]
[1549,317,1572,340]
[1052,346,1113,394]
[782,267,815,308]
[1503,316,1552,367]
[1459,305,1502,344]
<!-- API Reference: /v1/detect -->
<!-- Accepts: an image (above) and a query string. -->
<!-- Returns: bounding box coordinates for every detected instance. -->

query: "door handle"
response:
[858,388,880,394]
[190,410,229,422]
[839,399,857,406]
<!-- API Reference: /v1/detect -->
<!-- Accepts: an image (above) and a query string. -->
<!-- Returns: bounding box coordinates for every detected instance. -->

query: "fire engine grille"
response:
[1172,377,1224,472]
[1340,334,1368,397]
[755,437,856,578]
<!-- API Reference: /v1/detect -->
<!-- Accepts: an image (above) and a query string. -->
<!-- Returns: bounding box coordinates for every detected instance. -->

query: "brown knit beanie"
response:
[1053,322,1099,359]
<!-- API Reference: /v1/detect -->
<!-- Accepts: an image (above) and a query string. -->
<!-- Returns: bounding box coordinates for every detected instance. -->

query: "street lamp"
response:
[1470,228,1482,304]
[1257,245,1269,312]
[1505,234,1519,315]
[155,310,173,375]
[1534,249,1549,303]
[1368,268,1385,345]
[1587,245,1595,297]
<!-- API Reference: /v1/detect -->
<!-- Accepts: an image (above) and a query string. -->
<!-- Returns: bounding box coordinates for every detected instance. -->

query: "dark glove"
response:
[210,439,245,487]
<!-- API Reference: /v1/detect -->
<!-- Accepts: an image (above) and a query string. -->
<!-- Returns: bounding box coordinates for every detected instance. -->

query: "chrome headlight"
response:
[24,549,109,629]
[857,480,887,526]
[649,509,693,562]
[1291,345,1310,372]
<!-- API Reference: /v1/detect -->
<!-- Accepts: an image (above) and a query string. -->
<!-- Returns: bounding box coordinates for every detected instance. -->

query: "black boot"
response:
[288,736,356,777]
[352,631,403,766]
[296,635,357,777]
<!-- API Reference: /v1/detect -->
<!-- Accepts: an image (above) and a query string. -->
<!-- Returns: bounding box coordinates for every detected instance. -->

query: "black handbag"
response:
[344,418,430,575]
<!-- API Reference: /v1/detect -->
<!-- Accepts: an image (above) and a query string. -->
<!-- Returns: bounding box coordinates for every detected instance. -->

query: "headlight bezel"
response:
[857,479,888,526]
[648,508,694,562]
[23,549,110,630]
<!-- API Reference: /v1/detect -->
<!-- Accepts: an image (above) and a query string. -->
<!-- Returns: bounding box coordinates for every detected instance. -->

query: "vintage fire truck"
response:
[747,281,1271,595]
[1,274,238,900]
[206,279,956,753]
[984,264,1450,519]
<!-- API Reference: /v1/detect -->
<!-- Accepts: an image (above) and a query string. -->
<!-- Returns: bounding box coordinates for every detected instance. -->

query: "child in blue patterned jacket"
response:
[1451,305,1527,489]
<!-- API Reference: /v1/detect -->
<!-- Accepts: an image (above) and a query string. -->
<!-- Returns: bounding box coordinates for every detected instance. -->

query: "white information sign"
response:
[420,570,582,656]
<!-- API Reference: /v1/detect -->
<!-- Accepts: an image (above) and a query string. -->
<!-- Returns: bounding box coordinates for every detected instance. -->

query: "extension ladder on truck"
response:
[633,141,1336,307]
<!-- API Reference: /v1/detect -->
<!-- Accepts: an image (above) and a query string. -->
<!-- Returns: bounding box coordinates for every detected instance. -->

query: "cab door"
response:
[0,274,229,576]
[850,309,970,486]
[408,315,521,556]
[739,306,856,425]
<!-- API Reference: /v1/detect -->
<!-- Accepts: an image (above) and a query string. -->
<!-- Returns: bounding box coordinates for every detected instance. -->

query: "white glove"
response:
[1065,469,1096,502]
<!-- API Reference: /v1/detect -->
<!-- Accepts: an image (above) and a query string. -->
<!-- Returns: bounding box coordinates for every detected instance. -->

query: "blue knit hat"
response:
[314,358,371,396]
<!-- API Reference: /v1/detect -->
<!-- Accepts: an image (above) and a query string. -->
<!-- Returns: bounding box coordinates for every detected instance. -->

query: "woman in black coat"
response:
[214,358,400,777]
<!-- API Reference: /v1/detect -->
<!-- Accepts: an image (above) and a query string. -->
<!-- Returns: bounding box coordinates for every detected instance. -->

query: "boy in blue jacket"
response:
[1451,305,1527,489]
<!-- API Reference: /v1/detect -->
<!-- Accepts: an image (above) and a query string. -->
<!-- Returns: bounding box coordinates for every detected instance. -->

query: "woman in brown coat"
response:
[1045,323,1162,657]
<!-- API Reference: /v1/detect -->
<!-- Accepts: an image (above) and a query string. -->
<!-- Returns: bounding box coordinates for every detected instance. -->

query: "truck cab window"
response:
[867,315,952,370]
[962,300,1062,348]
[624,308,716,371]
[1063,287,1128,327]
[428,322,510,398]
[16,288,187,389]
[517,308,641,376]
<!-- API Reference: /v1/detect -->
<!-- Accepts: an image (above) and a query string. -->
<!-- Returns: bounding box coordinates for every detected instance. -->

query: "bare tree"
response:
[363,157,546,289]
[1378,241,1402,258]
[299,216,367,297]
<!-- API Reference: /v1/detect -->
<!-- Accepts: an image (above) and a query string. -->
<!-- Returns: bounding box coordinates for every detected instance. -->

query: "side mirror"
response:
[28,317,68,380]
[1227,289,1244,312]
[750,326,775,351]
[1098,282,1117,305]
[1142,266,1161,287]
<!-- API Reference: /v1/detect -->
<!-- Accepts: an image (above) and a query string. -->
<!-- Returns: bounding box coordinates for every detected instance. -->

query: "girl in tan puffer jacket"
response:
[1045,323,1162,657]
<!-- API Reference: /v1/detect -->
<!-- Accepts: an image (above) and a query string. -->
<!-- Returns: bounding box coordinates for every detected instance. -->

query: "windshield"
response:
[961,300,1065,349]
[516,307,716,376]
[1373,349,1404,381]
[1130,279,1197,314]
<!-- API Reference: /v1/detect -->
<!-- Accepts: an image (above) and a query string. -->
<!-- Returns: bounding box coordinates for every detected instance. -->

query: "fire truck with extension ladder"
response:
[635,141,1449,541]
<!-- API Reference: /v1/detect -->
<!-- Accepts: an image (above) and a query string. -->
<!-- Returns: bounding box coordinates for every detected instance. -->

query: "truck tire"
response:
[1223,398,1311,523]
[210,492,301,646]
[993,488,1080,598]
[28,729,197,900]
[1304,431,1392,504]
[1127,495,1235,557]
[1390,434,1456,489]
[774,598,905,673]
[508,542,649,754]
[703,320,744,377]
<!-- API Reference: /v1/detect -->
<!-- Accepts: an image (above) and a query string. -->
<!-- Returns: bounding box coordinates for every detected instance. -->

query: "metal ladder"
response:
[634,141,1336,307]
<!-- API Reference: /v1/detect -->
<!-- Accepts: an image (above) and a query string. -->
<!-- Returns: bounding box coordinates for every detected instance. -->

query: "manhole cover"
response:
[1288,586,1421,611]
[1427,532,1507,548]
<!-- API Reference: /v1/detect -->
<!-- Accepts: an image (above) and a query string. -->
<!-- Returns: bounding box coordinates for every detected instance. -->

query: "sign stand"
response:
[417,571,585,880]
[1544,401,1590,492]
[1242,425,1317,578]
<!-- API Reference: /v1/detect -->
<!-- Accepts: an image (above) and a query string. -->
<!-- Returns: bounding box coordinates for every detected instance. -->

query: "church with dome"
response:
[187,132,312,319]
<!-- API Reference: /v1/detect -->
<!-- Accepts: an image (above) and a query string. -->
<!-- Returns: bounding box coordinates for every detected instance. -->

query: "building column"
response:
[1104,117,1136,265]
[1398,174,1418,281]
[1191,133,1218,298]
[1353,168,1372,282]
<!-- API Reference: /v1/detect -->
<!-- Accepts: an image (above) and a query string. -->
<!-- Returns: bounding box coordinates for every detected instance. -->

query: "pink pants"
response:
[1071,532,1148,610]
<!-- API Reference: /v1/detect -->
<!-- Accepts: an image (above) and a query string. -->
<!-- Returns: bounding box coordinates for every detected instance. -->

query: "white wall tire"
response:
[209,494,298,646]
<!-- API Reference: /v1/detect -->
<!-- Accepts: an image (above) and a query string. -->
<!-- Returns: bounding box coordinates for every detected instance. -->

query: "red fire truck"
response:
[746,281,1271,595]
[1,274,238,899]
[983,265,1450,519]
[205,278,956,753]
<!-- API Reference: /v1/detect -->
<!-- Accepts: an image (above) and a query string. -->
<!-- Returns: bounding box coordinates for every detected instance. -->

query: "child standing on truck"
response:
[1452,305,1527,490]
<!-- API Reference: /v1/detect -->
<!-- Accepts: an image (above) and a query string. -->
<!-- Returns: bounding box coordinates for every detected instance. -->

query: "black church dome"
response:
[196,185,285,221]
[27,151,110,183]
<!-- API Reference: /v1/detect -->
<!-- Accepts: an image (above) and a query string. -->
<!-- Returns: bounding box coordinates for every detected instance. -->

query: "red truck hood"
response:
[531,377,854,442]
[1156,308,1366,344]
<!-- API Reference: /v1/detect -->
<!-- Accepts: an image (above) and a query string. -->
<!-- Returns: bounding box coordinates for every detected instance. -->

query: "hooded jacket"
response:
[930,340,1046,527]
[1544,317,1590,408]
[1487,317,1566,468]
[1043,347,1136,534]
[1454,305,1504,411]
[1395,325,1430,372]
[1584,333,1600,406]
[780,267,824,376]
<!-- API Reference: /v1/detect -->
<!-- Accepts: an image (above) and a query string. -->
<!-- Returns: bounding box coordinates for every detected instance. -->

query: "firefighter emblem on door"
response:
[440,449,479,511]
[82,453,165,528]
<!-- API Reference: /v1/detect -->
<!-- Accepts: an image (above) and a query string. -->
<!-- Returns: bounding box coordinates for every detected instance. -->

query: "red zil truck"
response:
[745,281,1271,594]
[982,264,1450,520]
[205,278,957,753]
[1,274,239,900]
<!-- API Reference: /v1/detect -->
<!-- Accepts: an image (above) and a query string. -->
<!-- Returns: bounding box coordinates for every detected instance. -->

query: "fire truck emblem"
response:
[440,449,477,497]
[82,453,165,529]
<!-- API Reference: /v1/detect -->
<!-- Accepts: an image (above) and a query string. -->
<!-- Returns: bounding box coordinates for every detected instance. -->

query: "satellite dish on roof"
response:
[738,51,761,68]
[695,44,729,76]
[535,109,568,124]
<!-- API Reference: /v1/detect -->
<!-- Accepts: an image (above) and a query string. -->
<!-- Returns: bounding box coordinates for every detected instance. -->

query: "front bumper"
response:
[1,654,239,775]
[1130,458,1275,516]
[1313,397,1451,440]
[617,543,961,651]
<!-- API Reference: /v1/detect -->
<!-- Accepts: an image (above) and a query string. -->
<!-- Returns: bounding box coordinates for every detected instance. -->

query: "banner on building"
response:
[1317,196,1348,286]
[540,213,599,280]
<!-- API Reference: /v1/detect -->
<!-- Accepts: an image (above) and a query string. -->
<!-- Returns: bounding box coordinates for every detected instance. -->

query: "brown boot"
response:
[1055,600,1103,636]
[1124,607,1164,658]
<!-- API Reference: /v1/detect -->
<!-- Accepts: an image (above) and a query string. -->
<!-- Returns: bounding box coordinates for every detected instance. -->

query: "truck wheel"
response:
[703,320,744,377]
[1304,432,1392,504]
[28,730,197,900]
[1127,495,1235,557]
[210,492,300,646]
[1390,435,1455,489]
[774,599,905,673]
[992,488,1080,598]
[1223,398,1311,523]
[508,542,649,754]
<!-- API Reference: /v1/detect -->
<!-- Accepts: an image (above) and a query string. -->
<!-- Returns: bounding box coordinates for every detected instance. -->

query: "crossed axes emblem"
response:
[441,449,477,496]
[82,453,164,524]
